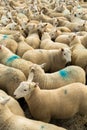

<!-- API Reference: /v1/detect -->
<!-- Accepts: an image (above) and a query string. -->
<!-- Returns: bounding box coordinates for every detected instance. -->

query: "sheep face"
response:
[68,34,81,46]
[41,32,51,40]
[61,48,71,63]
[14,81,37,99]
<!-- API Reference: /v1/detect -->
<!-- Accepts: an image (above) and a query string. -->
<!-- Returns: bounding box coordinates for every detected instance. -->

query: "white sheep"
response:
[58,19,85,32]
[25,24,41,49]
[0,37,18,53]
[22,64,86,89]
[22,48,71,72]
[80,33,87,48]
[0,96,67,130]
[0,45,34,78]
[0,63,26,96]
[40,32,69,50]
[55,34,71,46]
[14,82,87,122]
[69,34,87,73]
[0,89,25,116]
[13,33,34,57]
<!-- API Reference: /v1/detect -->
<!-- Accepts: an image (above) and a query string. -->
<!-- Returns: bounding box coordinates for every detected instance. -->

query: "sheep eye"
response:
[24,89,27,91]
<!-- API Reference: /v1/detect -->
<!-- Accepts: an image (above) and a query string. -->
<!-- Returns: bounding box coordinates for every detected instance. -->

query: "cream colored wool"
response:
[14,82,87,122]
[0,38,18,53]
[27,64,86,89]
[0,90,25,116]
[55,34,70,46]
[69,34,87,73]
[25,24,41,49]
[0,96,67,130]
[0,45,34,78]
[22,48,71,72]
[40,32,69,50]
[0,64,26,96]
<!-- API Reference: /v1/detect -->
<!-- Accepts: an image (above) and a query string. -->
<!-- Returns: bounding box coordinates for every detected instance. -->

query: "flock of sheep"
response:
[0,0,87,130]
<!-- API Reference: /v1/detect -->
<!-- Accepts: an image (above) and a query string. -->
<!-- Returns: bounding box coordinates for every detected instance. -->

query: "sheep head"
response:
[61,48,71,63]
[14,81,38,99]
[28,63,46,82]
[68,34,81,46]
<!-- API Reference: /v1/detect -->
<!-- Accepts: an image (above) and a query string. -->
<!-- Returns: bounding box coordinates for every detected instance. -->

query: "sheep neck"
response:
[50,50,66,68]
[70,37,85,51]
[25,86,40,101]
[41,33,51,41]
[0,47,13,64]
[33,69,46,89]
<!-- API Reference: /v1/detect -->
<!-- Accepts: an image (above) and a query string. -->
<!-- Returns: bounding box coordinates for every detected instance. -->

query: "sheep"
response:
[49,27,71,41]
[0,96,67,130]
[0,63,26,96]
[25,24,41,49]
[37,22,56,34]
[0,89,25,116]
[13,33,34,57]
[33,11,61,25]
[22,48,71,72]
[55,34,71,46]
[0,29,20,35]
[56,27,71,33]
[42,8,64,18]
[0,37,18,53]
[48,27,61,39]
[25,64,86,89]
[0,45,34,78]
[69,34,87,73]
[80,33,87,48]
[40,32,69,50]
[0,13,11,26]
[70,10,86,24]
[57,19,85,32]
[14,82,87,123]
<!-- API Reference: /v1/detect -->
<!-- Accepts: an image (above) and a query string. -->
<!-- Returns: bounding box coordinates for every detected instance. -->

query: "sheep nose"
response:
[74,14,77,17]
[14,94,16,98]
[65,62,71,67]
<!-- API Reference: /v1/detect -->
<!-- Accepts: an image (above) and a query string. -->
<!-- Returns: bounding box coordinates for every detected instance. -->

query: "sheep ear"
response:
[61,48,64,52]
[34,82,39,88]
[0,96,10,105]
[72,35,76,40]
[27,67,35,81]
[40,63,46,69]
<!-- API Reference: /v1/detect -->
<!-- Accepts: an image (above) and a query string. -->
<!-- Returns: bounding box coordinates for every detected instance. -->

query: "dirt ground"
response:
[18,98,87,130]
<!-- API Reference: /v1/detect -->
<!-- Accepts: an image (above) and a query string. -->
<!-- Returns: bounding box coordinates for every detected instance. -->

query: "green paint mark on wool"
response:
[5,55,20,64]
[58,69,68,79]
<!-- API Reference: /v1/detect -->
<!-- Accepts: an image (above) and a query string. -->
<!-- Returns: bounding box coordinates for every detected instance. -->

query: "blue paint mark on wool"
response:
[77,5,81,9]
[6,55,20,64]
[59,70,68,78]
[2,35,8,40]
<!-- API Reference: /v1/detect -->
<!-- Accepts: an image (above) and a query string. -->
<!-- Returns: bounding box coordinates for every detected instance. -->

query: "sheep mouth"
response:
[14,94,19,99]
[65,62,71,67]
